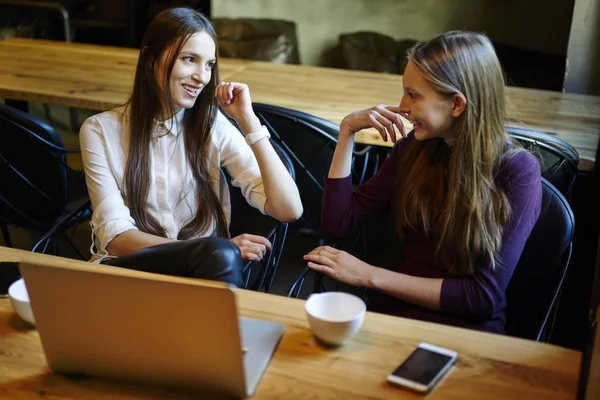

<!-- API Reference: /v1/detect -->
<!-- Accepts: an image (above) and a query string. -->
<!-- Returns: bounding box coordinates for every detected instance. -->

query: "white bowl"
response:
[8,278,35,326]
[305,292,366,346]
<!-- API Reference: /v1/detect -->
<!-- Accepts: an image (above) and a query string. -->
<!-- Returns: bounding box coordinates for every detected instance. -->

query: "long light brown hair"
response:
[123,7,229,239]
[393,31,518,275]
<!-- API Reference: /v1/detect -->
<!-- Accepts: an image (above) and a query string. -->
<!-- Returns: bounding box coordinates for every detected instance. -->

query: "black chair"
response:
[211,18,301,64]
[252,103,373,241]
[32,199,92,258]
[505,178,575,341]
[0,0,71,41]
[507,127,579,197]
[225,140,296,292]
[0,104,90,257]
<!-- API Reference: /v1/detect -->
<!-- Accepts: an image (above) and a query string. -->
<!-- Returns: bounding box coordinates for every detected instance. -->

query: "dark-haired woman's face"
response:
[157,31,216,116]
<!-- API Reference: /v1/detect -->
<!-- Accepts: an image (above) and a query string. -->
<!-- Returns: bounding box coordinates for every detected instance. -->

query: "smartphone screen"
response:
[391,347,454,386]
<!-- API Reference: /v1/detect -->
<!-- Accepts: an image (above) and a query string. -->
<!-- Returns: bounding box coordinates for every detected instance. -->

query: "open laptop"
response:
[19,260,284,398]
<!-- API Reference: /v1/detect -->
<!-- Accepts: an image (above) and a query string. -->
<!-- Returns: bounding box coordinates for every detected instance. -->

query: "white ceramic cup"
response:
[8,278,35,326]
[305,292,366,346]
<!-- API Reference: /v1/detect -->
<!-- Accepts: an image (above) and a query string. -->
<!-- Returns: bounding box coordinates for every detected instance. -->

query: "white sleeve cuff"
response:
[90,191,138,255]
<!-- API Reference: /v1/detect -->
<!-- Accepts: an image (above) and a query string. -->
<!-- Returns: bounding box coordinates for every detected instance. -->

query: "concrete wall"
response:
[212,0,574,66]
[564,0,600,95]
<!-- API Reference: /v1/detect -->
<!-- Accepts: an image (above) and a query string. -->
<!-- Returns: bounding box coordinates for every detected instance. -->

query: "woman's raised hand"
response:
[340,105,407,143]
[215,81,255,124]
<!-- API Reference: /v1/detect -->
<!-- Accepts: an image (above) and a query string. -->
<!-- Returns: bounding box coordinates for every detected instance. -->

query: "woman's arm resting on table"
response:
[215,81,302,222]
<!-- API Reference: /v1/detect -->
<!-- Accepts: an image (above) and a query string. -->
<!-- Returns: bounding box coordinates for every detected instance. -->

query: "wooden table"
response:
[1,37,599,171]
[0,247,582,399]
[0,38,252,111]
[227,61,600,171]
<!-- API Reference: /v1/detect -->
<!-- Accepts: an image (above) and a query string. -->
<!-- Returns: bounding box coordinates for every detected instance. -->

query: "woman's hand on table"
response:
[215,81,261,133]
[304,246,378,288]
[340,105,407,143]
[231,233,272,261]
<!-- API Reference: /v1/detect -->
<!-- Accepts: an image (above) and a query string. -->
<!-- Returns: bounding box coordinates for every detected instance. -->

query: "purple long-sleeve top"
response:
[322,133,542,334]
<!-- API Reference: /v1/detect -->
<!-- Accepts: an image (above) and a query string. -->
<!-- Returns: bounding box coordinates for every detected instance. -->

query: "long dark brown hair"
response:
[123,7,229,239]
[392,31,518,275]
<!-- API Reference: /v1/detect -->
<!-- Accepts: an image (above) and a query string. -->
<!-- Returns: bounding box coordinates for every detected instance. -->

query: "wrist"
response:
[339,123,356,140]
[364,265,380,289]
[244,126,271,146]
[237,114,261,134]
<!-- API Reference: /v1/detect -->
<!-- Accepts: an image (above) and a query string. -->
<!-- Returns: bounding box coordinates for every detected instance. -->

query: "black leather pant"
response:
[101,237,244,288]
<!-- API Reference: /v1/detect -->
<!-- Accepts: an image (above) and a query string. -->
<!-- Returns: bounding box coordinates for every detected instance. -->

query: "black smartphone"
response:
[387,342,457,394]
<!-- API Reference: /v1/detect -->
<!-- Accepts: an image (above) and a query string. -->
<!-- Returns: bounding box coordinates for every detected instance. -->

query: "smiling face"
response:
[156,31,216,118]
[399,61,458,142]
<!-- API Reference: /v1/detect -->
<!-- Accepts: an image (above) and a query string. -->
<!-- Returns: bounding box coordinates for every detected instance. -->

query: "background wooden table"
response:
[0,247,583,399]
[225,61,600,170]
[0,38,252,111]
[1,38,598,170]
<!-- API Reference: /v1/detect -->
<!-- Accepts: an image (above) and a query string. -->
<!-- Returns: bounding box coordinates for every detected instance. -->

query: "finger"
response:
[375,105,397,142]
[241,251,261,261]
[308,248,337,259]
[240,234,272,249]
[216,82,231,104]
[240,243,266,260]
[321,246,340,254]
[225,82,235,103]
[215,83,228,106]
[382,105,402,113]
[372,110,398,143]
[367,112,389,142]
[305,247,337,259]
[307,262,335,277]
[252,244,265,259]
[382,105,408,138]
[303,253,335,268]
[377,106,406,140]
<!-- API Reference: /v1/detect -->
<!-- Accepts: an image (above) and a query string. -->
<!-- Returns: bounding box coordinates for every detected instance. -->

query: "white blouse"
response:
[80,106,267,262]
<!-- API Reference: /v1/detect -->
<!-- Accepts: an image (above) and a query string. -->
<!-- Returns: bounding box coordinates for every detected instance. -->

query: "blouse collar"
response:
[153,108,185,138]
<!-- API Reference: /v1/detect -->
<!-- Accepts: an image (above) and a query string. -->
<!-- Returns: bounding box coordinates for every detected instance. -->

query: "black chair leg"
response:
[0,221,12,247]
[69,107,79,131]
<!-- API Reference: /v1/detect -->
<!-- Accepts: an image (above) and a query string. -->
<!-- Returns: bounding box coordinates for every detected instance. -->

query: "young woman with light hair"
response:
[304,31,541,333]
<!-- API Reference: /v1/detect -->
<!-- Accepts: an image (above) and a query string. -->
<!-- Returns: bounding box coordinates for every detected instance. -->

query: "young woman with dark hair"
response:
[80,7,302,287]
[304,31,542,333]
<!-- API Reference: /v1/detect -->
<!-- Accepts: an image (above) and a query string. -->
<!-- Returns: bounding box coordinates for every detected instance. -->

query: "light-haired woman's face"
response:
[156,31,216,117]
[399,61,456,142]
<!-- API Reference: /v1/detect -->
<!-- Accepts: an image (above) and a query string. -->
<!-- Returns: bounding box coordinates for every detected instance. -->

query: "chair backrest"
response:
[0,104,72,231]
[252,103,339,235]
[505,178,575,341]
[0,0,71,41]
[223,139,295,292]
[211,18,300,64]
[336,31,417,74]
[226,139,295,239]
[507,127,579,196]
